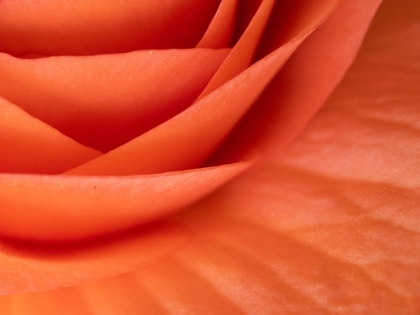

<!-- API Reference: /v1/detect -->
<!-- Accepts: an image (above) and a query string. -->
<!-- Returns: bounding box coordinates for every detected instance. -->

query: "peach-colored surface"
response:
[0,162,249,240]
[0,0,220,56]
[1,0,418,313]
[197,0,239,48]
[0,49,229,152]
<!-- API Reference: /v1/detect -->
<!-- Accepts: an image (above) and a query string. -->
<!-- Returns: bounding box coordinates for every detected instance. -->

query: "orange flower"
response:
[1,0,419,313]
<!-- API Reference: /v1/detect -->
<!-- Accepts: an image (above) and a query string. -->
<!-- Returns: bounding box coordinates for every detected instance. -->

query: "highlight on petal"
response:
[0,49,229,152]
[0,220,188,294]
[0,97,100,174]
[0,0,221,57]
[66,0,338,176]
[196,0,239,49]
[0,162,250,241]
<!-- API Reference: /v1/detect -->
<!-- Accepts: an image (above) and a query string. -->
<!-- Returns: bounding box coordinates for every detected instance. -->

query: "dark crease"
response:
[0,219,186,259]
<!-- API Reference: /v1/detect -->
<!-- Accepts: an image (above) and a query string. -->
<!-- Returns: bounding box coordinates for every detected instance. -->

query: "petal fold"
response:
[196,0,239,49]
[0,97,100,174]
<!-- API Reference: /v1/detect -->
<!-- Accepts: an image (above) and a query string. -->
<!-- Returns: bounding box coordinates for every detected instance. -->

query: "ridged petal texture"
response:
[1,0,418,314]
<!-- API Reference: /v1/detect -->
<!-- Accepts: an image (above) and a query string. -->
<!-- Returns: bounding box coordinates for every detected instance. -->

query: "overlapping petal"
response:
[1,0,418,314]
[211,0,384,163]
[0,162,250,240]
[0,220,188,294]
[197,0,239,48]
[0,0,221,57]
[66,0,338,176]
[0,49,229,152]
[0,98,100,174]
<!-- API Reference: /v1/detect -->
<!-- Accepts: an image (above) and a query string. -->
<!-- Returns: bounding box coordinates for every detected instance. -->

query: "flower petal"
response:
[0,162,250,241]
[0,49,229,152]
[196,0,239,49]
[211,0,383,163]
[0,0,221,57]
[0,97,100,174]
[66,0,338,176]
[9,0,415,312]
[2,0,417,312]
[0,220,188,294]
[197,0,276,99]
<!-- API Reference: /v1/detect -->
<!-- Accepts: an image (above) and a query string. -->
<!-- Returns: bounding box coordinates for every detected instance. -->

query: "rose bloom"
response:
[0,0,419,313]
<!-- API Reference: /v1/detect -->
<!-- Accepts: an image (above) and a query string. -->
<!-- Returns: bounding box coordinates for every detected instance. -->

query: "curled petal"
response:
[0,162,251,240]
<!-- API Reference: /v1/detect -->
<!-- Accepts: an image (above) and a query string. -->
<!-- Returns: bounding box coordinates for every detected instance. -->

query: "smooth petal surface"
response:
[197,0,276,99]
[0,220,188,294]
[211,0,383,163]
[0,162,250,241]
[0,0,221,57]
[0,49,229,152]
[198,0,340,100]
[146,0,419,313]
[196,0,239,48]
[0,98,100,174]
[2,0,418,313]
[66,0,338,176]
